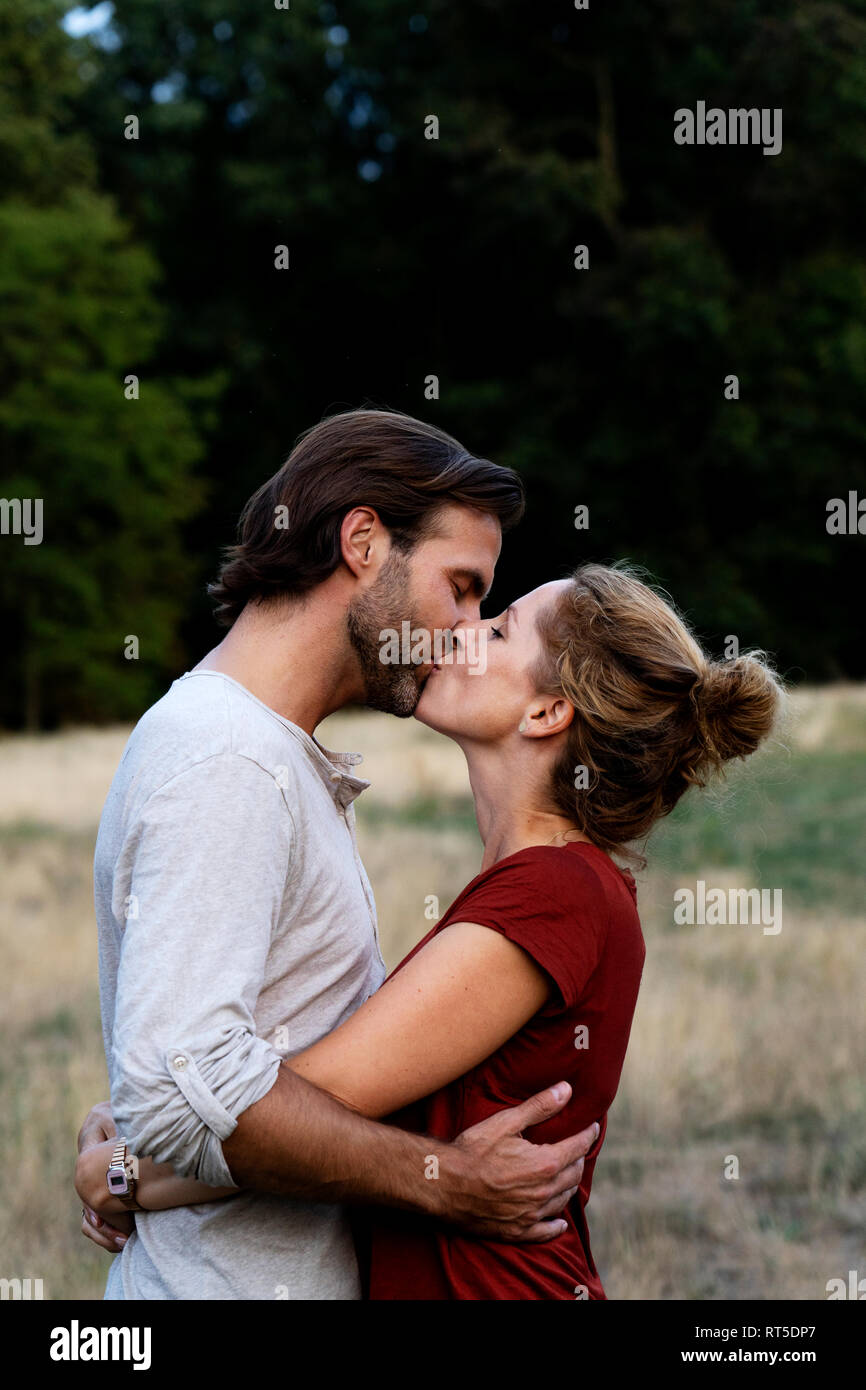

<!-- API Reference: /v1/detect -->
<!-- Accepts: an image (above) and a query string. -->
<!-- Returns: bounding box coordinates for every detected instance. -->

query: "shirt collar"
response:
[177,671,370,810]
[287,723,371,809]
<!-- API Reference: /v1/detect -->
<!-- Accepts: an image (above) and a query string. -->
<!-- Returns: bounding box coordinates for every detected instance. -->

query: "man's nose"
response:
[442,621,469,663]
[452,606,482,632]
[447,617,481,661]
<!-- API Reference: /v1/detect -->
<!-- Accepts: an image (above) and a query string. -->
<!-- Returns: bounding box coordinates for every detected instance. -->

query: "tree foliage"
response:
[0,1,223,726]
[2,1,865,725]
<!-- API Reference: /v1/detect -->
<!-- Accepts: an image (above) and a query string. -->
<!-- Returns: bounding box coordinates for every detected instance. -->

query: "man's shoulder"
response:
[123,674,233,781]
[110,673,313,812]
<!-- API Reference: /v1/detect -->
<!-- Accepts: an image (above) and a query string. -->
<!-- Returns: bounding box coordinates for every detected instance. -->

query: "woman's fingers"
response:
[80,1206,130,1252]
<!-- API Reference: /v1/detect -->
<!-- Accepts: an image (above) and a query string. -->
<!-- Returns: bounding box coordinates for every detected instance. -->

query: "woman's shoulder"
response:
[469,841,635,908]
[441,844,631,1013]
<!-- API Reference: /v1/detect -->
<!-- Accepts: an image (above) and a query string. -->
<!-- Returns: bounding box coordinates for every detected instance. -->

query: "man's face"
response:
[346,503,502,716]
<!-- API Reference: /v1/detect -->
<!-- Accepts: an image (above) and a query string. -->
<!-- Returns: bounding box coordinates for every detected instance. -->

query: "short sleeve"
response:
[451,849,610,1011]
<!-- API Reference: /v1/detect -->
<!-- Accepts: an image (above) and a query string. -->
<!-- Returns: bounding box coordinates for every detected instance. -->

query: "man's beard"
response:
[346,548,427,717]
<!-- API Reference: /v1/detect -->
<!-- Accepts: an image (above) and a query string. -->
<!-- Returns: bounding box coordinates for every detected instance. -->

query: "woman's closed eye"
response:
[490,625,505,639]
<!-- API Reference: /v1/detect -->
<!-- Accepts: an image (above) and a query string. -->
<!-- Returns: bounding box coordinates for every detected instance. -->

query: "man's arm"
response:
[220,919,598,1238]
[77,1073,596,1244]
[221,1066,595,1241]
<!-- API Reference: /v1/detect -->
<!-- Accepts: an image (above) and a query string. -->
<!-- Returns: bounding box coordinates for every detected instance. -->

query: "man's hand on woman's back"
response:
[438,1082,597,1242]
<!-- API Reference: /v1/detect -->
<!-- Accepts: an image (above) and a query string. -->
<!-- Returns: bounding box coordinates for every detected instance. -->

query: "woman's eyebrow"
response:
[506,604,519,626]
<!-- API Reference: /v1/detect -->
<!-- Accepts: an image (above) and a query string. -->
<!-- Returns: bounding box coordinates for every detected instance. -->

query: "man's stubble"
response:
[346,547,428,718]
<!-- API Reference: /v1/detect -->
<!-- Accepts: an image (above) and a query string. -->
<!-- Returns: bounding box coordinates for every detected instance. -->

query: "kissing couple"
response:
[75,407,780,1300]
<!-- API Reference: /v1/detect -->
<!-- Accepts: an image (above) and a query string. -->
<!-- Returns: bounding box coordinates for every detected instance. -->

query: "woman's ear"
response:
[519,697,574,739]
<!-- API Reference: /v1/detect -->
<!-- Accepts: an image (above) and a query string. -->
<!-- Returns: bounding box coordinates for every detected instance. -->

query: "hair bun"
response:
[694,652,781,764]
[533,564,784,867]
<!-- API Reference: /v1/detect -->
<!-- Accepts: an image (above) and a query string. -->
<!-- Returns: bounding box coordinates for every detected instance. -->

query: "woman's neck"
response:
[462,741,591,873]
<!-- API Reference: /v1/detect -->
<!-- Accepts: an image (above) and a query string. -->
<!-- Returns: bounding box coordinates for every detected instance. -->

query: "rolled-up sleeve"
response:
[108,753,293,1187]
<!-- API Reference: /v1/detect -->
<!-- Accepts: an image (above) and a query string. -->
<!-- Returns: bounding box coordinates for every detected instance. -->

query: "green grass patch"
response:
[358,795,479,837]
[650,748,866,913]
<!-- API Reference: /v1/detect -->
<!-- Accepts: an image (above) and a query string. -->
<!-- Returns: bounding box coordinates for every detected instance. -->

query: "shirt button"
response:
[329,771,340,782]
[172,1055,187,1070]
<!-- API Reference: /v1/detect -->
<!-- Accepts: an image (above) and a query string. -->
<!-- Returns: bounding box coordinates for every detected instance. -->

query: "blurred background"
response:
[1,0,864,1299]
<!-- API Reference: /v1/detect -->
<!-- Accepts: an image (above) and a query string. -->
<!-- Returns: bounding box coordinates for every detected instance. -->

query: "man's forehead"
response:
[428,504,501,553]
[415,505,501,594]
[428,501,501,542]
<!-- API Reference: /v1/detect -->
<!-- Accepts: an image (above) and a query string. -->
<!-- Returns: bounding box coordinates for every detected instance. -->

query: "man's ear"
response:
[340,507,382,579]
[519,697,575,739]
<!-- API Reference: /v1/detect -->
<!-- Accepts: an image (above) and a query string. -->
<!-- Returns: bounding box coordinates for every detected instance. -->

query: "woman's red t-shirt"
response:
[362,840,646,1301]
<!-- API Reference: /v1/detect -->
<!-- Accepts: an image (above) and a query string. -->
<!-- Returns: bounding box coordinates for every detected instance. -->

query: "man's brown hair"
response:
[208,407,525,626]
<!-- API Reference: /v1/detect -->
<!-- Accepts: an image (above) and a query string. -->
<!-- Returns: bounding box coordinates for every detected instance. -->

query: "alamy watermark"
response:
[674,881,782,935]
[826,491,865,534]
[378,623,488,674]
[49,1321,151,1369]
[0,497,43,545]
[826,1270,866,1299]
[1,1276,44,1299]
[674,103,782,157]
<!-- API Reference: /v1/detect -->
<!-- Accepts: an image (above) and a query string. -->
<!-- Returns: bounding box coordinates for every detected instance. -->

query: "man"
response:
[77,406,597,1299]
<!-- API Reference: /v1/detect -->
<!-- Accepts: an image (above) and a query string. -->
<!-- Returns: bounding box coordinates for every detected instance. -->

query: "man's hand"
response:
[438,1082,600,1242]
[76,1101,133,1254]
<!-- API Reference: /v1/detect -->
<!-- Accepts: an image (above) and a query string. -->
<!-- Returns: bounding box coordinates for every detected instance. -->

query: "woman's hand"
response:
[80,1198,135,1253]
[76,1109,134,1254]
[75,1098,239,1251]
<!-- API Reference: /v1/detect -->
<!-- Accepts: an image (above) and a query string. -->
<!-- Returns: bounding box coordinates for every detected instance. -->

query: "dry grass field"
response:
[1,686,864,1300]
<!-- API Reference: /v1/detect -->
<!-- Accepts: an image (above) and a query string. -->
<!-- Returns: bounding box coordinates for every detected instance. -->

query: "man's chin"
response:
[362,669,424,719]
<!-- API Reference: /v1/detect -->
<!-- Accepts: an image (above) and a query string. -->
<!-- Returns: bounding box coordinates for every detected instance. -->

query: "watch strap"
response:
[106,1137,143,1211]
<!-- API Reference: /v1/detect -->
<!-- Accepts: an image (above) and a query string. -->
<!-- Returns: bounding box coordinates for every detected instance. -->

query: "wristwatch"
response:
[106,1138,142,1211]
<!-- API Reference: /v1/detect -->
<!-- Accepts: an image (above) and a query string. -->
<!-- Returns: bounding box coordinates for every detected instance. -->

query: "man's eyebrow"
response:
[451,568,490,600]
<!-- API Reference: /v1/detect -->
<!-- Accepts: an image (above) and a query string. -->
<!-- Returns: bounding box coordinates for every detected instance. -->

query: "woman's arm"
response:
[75,1138,238,1216]
[287,921,550,1116]
[78,921,551,1226]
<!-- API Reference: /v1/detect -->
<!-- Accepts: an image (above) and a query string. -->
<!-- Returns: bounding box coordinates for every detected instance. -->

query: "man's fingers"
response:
[77,1101,116,1154]
[541,1155,587,1201]
[543,1121,600,1172]
[501,1218,570,1245]
[77,1124,111,1155]
[494,1082,573,1137]
[535,1183,581,1220]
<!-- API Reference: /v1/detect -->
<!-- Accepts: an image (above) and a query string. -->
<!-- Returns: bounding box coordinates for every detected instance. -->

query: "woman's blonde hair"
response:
[533,563,783,864]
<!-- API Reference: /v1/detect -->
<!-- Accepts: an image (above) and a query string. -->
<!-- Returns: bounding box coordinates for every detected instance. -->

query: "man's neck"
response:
[193,586,362,735]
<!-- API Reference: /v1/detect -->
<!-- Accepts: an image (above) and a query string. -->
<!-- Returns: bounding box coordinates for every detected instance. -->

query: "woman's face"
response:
[414,579,571,743]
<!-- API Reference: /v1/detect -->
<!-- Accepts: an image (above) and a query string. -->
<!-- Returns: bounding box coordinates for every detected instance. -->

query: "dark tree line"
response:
[2,0,865,726]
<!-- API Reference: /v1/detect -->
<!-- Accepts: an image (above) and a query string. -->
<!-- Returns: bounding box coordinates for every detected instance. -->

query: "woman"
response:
[76,563,781,1299]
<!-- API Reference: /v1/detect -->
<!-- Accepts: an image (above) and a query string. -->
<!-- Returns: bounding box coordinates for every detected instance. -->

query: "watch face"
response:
[107,1168,130,1195]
